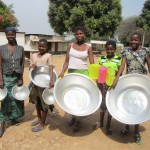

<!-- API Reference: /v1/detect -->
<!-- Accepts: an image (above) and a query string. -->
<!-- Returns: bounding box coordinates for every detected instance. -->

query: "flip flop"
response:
[121,129,129,136]
[106,128,112,135]
[134,134,142,145]
[93,121,100,130]
[0,122,6,138]
[31,121,40,126]
[11,119,20,126]
[31,126,44,132]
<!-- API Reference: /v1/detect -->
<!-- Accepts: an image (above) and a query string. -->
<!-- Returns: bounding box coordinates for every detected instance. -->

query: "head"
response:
[105,40,116,58]
[38,39,48,54]
[73,26,85,43]
[130,32,142,51]
[5,27,17,44]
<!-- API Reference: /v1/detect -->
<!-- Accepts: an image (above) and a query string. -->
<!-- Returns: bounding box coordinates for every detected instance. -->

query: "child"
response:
[59,26,94,132]
[29,39,54,132]
[112,32,150,144]
[93,40,122,135]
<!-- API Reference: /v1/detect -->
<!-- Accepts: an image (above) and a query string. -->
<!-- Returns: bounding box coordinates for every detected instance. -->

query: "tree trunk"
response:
[142,32,145,47]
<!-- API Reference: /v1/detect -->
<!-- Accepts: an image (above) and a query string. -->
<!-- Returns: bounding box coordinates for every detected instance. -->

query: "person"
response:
[59,26,94,132]
[0,27,25,137]
[29,39,54,132]
[93,40,122,135]
[112,32,150,144]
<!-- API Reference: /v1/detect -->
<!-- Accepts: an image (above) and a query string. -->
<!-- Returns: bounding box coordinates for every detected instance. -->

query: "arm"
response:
[49,65,54,89]
[0,53,4,88]
[18,47,25,86]
[146,56,150,74]
[112,57,126,88]
[30,52,37,69]
[58,44,71,78]
[88,46,94,64]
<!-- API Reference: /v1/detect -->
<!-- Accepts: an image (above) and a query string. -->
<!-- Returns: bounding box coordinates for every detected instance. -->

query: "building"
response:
[91,40,124,55]
[0,31,65,58]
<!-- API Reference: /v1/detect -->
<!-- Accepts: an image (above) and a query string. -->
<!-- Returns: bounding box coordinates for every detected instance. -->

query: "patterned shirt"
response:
[0,44,24,75]
[122,48,150,74]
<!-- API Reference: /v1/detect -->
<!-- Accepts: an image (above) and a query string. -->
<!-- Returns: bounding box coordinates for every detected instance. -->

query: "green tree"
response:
[116,16,141,45]
[137,0,150,47]
[116,16,150,46]
[0,0,18,30]
[48,0,122,39]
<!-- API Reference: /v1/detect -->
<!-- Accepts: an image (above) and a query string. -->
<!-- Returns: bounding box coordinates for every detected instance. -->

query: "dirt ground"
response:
[0,54,150,150]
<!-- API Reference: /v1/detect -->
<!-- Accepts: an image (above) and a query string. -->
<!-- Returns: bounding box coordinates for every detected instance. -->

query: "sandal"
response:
[73,121,81,132]
[106,128,112,135]
[121,129,129,136]
[134,134,142,144]
[32,126,44,132]
[93,121,100,130]
[31,121,40,126]
[11,119,20,126]
[68,118,76,127]
[49,104,55,112]
[0,122,6,138]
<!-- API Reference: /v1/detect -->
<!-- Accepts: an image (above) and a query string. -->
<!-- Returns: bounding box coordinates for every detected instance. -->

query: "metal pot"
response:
[29,66,58,88]
[42,88,55,105]
[54,73,102,116]
[106,74,150,125]
[0,87,7,102]
[12,85,30,101]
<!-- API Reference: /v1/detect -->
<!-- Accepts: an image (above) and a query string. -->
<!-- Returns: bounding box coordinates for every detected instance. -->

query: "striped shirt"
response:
[98,54,122,71]
[0,44,24,74]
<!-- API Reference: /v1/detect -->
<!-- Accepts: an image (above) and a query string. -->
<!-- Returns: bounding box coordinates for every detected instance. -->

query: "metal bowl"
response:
[42,88,55,105]
[12,85,30,101]
[29,66,58,88]
[0,87,7,102]
[106,74,150,125]
[54,73,102,116]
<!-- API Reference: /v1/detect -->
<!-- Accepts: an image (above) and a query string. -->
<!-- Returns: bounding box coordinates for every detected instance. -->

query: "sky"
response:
[2,0,146,35]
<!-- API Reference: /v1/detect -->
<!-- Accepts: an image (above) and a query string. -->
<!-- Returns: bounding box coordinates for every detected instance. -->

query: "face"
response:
[5,31,16,43]
[74,30,85,42]
[38,41,48,54]
[106,45,115,58]
[130,35,141,50]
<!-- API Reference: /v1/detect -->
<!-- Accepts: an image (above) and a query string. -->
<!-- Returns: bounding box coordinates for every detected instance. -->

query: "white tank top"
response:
[68,43,89,69]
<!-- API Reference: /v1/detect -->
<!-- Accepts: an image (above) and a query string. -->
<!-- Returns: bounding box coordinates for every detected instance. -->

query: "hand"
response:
[58,72,64,79]
[32,64,37,69]
[0,80,4,89]
[18,79,23,86]
[49,80,54,89]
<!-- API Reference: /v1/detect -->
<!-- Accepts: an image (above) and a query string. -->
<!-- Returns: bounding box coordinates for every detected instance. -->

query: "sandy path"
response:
[0,55,150,150]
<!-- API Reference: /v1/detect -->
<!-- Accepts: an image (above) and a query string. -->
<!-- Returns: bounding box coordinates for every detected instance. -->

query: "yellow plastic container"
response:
[106,68,116,86]
[88,64,101,79]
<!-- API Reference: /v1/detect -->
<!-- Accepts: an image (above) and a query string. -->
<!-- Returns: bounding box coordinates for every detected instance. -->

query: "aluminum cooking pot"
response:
[54,73,102,116]
[12,85,30,101]
[0,87,7,102]
[106,74,150,125]
[42,88,55,105]
[29,66,58,88]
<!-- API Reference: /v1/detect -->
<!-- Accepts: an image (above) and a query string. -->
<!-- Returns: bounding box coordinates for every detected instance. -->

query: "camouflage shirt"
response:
[122,48,150,74]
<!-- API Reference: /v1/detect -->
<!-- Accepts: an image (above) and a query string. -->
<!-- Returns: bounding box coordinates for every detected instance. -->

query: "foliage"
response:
[0,0,19,31]
[116,16,150,46]
[137,0,150,31]
[48,0,122,40]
